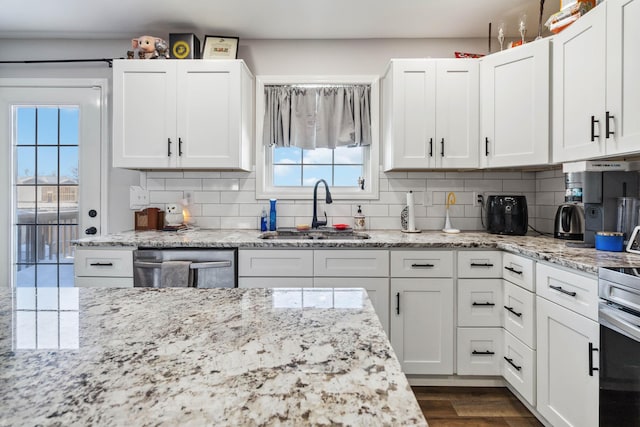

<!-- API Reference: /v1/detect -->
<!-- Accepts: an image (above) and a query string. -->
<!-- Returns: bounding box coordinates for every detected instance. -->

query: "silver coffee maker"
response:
[563,171,639,247]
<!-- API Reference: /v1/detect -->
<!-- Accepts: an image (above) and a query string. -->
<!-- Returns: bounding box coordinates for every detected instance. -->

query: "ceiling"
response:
[1,0,560,40]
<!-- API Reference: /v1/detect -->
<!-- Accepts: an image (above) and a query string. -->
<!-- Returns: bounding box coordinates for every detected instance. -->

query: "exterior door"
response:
[0,82,103,288]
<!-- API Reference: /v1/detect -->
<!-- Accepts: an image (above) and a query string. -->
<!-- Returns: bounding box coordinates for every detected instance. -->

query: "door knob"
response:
[85,226,97,235]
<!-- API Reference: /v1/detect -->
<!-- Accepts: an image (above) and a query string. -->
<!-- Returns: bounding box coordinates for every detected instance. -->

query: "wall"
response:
[0,37,564,234]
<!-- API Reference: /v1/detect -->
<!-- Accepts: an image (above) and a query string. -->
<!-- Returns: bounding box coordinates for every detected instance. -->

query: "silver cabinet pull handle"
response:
[134,261,231,270]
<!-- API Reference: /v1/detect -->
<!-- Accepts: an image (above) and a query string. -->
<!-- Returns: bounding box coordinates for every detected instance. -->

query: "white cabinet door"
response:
[382,59,479,170]
[480,38,550,168]
[457,279,503,327]
[536,296,599,427]
[383,59,436,169]
[113,59,252,170]
[113,60,177,168]
[390,278,454,374]
[436,60,479,169]
[605,0,640,156]
[553,5,607,162]
[314,250,389,277]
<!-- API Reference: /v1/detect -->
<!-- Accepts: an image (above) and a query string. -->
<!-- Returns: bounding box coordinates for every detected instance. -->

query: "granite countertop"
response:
[74,229,640,274]
[0,286,426,426]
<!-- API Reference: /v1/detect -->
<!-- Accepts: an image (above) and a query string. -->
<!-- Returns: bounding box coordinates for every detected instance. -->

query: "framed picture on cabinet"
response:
[202,35,239,59]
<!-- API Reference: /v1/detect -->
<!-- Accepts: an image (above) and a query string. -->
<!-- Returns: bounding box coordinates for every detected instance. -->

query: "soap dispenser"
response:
[354,205,366,231]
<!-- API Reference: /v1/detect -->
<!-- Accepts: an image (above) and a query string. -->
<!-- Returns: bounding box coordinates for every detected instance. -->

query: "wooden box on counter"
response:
[135,208,164,231]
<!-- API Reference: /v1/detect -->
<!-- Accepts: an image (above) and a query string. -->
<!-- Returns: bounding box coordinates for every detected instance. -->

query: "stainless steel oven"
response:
[133,248,237,288]
[598,267,640,427]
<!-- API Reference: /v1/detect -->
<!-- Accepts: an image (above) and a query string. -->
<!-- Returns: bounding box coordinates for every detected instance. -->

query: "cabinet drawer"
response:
[536,263,598,321]
[457,279,503,327]
[74,248,134,277]
[502,253,535,292]
[503,280,536,349]
[390,250,453,278]
[238,277,313,288]
[314,250,389,277]
[457,327,503,376]
[458,251,503,278]
[238,250,313,277]
[503,330,536,406]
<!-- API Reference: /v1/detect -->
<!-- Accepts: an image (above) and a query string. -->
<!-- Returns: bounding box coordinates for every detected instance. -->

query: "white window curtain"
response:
[263,85,371,149]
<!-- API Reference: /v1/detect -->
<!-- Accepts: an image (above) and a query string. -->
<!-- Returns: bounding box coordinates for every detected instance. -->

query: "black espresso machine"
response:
[486,195,528,235]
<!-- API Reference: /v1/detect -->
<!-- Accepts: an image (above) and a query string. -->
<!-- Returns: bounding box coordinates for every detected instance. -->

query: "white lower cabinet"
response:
[457,327,503,375]
[74,247,134,288]
[391,278,454,375]
[503,329,536,406]
[536,295,599,427]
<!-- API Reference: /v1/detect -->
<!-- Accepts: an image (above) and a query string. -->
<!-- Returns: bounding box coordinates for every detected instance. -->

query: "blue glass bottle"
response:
[269,199,277,231]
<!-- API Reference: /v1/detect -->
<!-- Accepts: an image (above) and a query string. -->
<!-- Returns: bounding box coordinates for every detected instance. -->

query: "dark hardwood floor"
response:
[411,386,543,426]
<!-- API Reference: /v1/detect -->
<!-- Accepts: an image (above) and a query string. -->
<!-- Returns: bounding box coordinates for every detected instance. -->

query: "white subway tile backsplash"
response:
[140,166,562,233]
[165,178,202,191]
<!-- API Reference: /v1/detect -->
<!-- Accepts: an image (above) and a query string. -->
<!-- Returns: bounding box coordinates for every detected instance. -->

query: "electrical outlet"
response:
[473,192,484,207]
[129,186,149,209]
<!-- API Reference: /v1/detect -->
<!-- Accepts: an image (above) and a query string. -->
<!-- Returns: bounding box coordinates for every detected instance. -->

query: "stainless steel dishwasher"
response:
[133,248,237,288]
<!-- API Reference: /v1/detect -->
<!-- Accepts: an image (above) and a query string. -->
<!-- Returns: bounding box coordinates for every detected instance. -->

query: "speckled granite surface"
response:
[0,287,426,426]
[74,229,640,274]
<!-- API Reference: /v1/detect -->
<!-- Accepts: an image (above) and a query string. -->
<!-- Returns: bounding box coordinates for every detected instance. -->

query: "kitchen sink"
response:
[258,229,370,240]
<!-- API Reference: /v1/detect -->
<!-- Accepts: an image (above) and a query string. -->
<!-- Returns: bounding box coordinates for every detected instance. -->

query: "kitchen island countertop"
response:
[0,286,426,426]
[74,229,640,274]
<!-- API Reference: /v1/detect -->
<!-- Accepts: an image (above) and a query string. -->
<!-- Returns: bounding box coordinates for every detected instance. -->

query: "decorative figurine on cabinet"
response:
[165,204,184,226]
[131,35,170,59]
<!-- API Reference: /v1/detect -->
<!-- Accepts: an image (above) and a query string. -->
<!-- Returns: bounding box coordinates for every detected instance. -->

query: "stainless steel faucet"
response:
[312,179,333,229]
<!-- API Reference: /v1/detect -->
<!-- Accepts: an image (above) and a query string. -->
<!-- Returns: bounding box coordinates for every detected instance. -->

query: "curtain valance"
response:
[262,84,371,149]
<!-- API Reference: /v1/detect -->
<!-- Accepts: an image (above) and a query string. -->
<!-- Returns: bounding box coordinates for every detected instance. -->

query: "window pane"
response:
[273,146,302,164]
[303,148,332,164]
[59,107,79,145]
[274,165,302,186]
[16,108,36,146]
[16,146,36,182]
[16,187,36,224]
[334,165,363,187]
[334,146,363,164]
[60,146,78,183]
[303,165,332,186]
[59,186,79,216]
[58,225,78,263]
[59,264,74,287]
[15,225,36,265]
[36,225,58,261]
[37,107,59,145]
[37,146,58,181]
[36,264,58,287]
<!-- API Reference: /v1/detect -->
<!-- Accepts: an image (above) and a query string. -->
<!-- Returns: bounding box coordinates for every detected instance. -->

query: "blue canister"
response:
[595,231,624,252]
[269,199,277,231]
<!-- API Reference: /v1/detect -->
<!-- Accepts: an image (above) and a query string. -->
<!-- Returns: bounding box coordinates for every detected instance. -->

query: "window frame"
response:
[255,75,380,200]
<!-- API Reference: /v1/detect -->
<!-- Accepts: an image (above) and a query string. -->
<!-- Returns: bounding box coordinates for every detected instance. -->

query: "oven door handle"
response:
[134,261,231,270]
[599,305,640,342]
[190,261,232,269]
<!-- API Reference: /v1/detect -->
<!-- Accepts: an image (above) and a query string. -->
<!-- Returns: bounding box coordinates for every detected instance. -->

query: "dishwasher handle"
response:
[134,260,231,270]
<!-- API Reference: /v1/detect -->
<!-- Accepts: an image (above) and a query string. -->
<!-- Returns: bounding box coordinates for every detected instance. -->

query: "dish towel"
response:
[160,261,191,288]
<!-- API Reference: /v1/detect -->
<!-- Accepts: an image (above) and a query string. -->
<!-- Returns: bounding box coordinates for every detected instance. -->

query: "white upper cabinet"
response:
[553,0,640,162]
[382,59,479,170]
[605,0,640,155]
[480,39,551,168]
[113,59,253,170]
